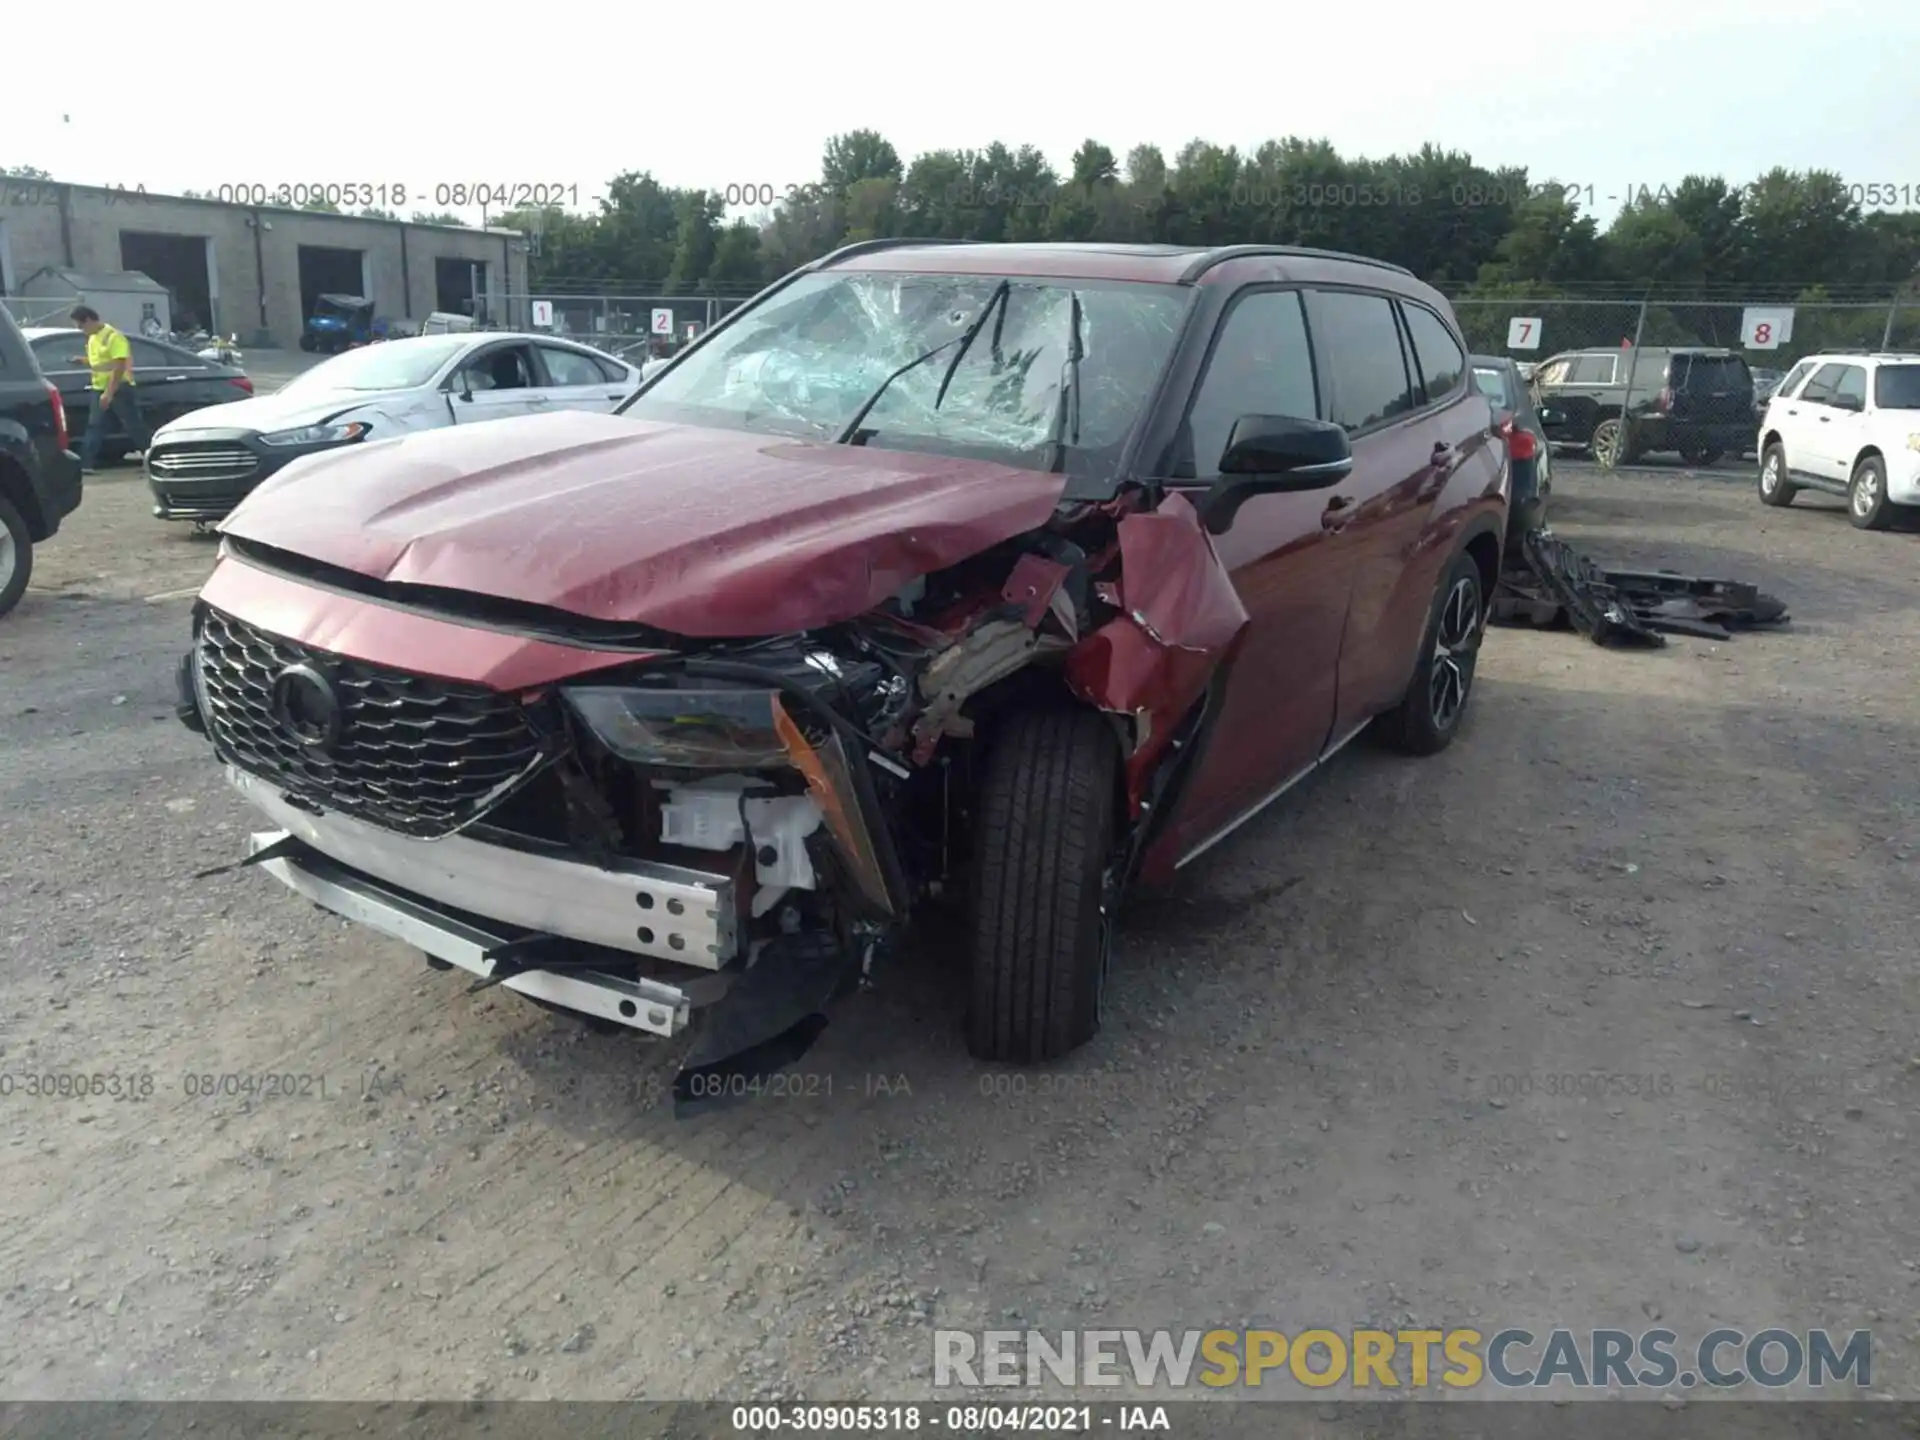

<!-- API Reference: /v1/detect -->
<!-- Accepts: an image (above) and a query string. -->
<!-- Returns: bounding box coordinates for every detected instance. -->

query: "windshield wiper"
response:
[835,337,966,445]
[837,281,1018,446]
[933,278,1011,410]
[1042,291,1085,473]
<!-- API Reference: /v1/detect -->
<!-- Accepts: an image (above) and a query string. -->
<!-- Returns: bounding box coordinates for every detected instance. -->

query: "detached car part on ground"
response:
[1485,400,1789,646]
[175,241,1512,1109]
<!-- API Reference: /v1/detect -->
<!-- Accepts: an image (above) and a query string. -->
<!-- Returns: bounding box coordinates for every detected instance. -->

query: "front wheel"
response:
[1758,443,1798,507]
[967,707,1120,1064]
[1373,551,1485,757]
[1848,456,1893,531]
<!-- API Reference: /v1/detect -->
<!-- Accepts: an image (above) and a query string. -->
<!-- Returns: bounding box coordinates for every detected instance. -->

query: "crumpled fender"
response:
[1064,492,1248,812]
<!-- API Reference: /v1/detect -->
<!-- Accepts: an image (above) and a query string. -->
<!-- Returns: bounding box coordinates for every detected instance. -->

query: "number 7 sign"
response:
[1506,316,1542,350]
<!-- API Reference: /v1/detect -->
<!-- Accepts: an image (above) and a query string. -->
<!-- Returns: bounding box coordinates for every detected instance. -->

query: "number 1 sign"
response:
[1507,316,1542,350]
[1742,308,1793,350]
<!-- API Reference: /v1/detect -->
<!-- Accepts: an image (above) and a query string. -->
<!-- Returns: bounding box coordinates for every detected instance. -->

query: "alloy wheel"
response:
[1428,576,1481,731]
[0,531,15,594]
[1592,420,1621,468]
[1761,454,1781,494]
[1852,467,1881,516]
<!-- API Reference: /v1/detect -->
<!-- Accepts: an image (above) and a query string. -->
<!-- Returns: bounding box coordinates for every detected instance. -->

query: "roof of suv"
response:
[1793,351,1920,366]
[1546,345,1741,359]
[813,239,1420,288]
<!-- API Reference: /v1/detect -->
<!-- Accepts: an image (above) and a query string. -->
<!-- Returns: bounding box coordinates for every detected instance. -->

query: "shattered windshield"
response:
[620,272,1190,475]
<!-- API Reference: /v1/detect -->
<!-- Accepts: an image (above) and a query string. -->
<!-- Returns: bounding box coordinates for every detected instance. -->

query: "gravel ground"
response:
[1,461,1916,1403]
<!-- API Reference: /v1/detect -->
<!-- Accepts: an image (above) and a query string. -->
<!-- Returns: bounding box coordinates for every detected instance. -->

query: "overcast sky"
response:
[7,0,1914,228]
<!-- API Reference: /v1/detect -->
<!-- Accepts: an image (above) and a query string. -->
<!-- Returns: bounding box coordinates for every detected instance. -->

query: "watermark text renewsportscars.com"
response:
[934,1327,1873,1392]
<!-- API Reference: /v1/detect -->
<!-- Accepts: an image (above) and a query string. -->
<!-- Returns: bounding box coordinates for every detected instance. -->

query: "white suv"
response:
[1756,352,1920,529]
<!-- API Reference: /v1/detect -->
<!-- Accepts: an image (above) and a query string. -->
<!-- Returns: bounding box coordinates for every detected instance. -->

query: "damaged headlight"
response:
[562,687,792,769]
[564,684,900,916]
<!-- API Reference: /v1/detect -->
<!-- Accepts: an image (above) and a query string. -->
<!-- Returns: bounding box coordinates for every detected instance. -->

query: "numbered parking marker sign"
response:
[1506,316,1542,351]
[530,300,553,328]
[651,308,674,336]
[1742,308,1793,350]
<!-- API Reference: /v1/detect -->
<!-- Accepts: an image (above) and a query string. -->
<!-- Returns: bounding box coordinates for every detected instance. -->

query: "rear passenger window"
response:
[1401,304,1465,402]
[1568,356,1617,384]
[1313,290,1415,433]
[1832,366,1867,408]
[1177,289,1318,479]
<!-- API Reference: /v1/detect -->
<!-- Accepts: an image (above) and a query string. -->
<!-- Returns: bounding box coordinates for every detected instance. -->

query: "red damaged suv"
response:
[177,241,1508,1106]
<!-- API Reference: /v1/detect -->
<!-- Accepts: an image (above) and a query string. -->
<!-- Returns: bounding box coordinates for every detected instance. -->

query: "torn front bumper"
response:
[244,829,710,1036]
[226,767,738,967]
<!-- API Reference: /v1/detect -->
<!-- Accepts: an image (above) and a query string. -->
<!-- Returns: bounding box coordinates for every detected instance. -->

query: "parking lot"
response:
[2,457,1916,1402]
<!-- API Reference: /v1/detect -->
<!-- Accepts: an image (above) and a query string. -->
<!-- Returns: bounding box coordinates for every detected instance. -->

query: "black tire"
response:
[1758,443,1798,506]
[298,333,317,353]
[1848,455,1893,531]
[967,707,1120,1064]
[1700,448,1724,466]
[0,493,32,619]
[1373,550,1485,757]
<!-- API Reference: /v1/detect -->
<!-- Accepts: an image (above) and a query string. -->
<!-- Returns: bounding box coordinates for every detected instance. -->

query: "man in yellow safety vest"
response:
[70,305,152,473]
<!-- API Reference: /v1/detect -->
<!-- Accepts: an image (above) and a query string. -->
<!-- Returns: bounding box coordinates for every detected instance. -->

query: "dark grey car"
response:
[1471,354,1553,511]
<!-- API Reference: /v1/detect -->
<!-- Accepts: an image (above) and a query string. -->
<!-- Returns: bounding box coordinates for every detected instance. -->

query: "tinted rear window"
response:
[1874,365,1920,410]
[1676,355,1750,391]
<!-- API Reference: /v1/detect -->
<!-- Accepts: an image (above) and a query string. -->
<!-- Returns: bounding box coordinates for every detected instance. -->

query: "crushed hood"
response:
[218,410,1071,636]
[156,387,419,437]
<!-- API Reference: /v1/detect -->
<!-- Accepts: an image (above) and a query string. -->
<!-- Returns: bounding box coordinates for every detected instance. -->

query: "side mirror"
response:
[451,370,473,401]
[1196,415,1353,535]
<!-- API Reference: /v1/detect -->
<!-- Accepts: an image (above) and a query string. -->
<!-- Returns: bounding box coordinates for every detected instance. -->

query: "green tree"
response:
[821,130,903,196]
[410,210,463,225]
[1,164,52,178]
[666,190,724,291]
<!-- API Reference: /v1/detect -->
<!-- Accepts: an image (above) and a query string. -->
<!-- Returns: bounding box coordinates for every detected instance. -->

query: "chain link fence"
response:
[1449,296,1920,369]
[495,293,760,357]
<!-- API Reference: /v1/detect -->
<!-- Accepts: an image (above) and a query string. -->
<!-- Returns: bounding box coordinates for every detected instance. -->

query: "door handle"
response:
[1818,415,1830,423]
[528,394,550,405]
[1321,495,1355,530]
[163,374,188,382]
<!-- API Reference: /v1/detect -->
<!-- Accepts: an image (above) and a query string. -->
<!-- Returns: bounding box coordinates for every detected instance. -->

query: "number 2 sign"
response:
[1742,308,1793,350]
[1506,316,1542,351]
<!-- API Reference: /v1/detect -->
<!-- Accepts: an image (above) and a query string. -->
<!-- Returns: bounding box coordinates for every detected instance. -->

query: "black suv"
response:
[1532,346,1755,467]
[0,305,84,617]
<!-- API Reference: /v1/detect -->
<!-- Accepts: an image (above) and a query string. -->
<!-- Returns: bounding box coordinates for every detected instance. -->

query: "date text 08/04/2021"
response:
[729,1405,1167,1433]
[0,1072,406,1102]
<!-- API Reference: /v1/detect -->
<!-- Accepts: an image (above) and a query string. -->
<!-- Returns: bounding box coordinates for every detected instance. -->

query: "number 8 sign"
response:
[1742,307,1793,350]
[1506,316,1542,350]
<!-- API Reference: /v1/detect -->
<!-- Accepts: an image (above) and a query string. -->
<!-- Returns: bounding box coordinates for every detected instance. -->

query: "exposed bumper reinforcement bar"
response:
[227,767,738,968]
[246,830,698,1037]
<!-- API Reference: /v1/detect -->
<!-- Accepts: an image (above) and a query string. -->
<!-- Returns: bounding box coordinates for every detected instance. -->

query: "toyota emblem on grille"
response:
[269,664,343,751]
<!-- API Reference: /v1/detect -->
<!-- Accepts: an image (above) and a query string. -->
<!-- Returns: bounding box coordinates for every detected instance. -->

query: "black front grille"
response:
[197,607,549,838]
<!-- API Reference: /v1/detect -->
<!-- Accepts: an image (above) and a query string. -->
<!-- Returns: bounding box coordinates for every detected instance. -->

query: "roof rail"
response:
[1178,244,1415,283]
[808,238,974,270]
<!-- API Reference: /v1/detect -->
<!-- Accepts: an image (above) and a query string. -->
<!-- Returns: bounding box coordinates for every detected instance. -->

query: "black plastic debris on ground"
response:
[1492,527,1789,647]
